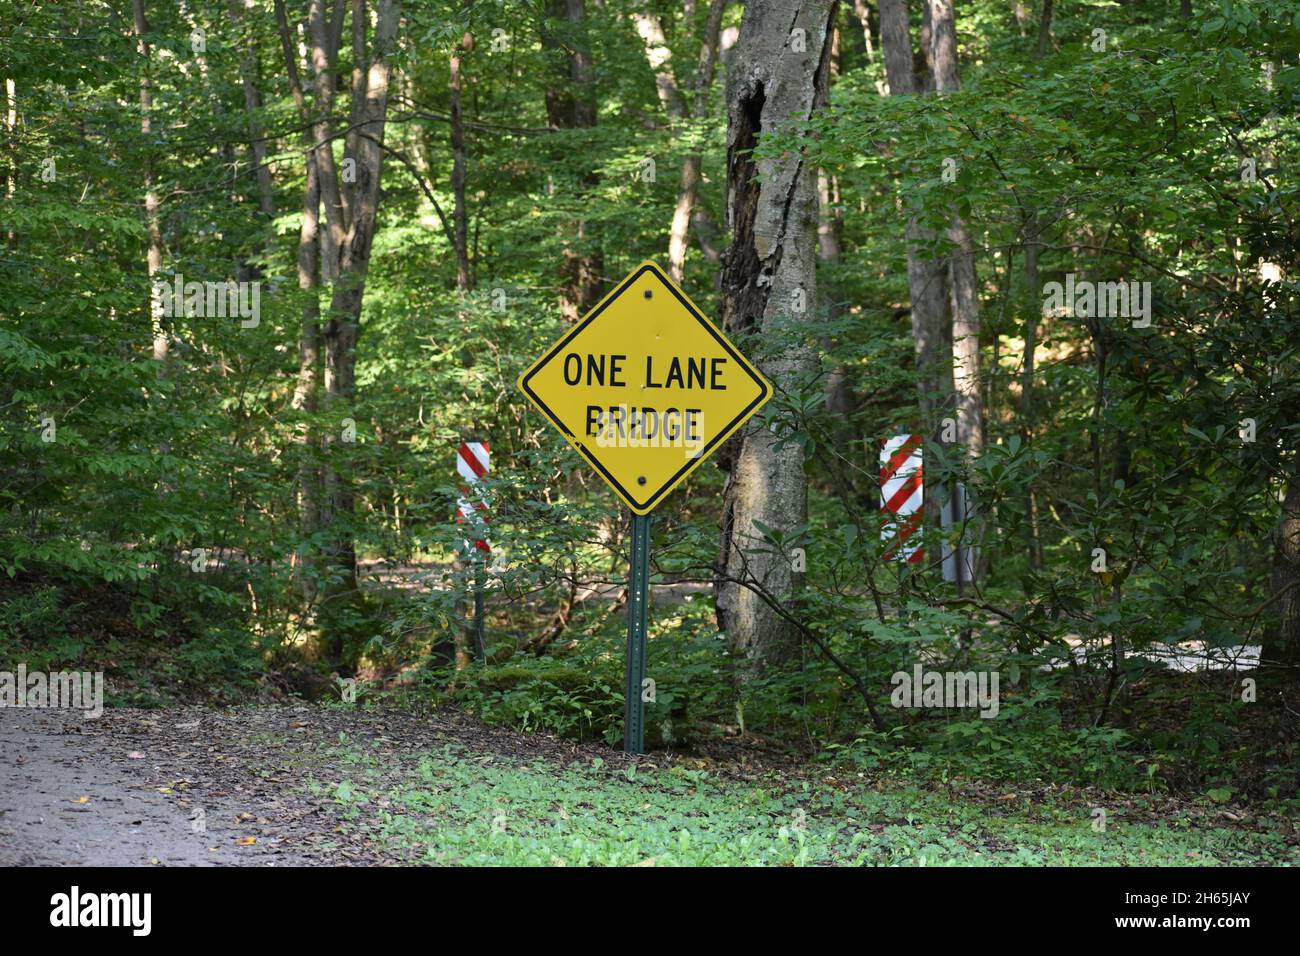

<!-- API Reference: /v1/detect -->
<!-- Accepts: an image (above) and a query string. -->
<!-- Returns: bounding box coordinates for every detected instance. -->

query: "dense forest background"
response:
[3,0,1299,805]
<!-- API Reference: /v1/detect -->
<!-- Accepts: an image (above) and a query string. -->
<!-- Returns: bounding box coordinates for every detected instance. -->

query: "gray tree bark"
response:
[851,0,877,63]
[928,0,983,584]
[313,0,402,656]
[276,0,324,604]
[928,0,983,461]
[306,0,347,282]
[228,0,275,218]
[715,0,835,685]
[667,0,726,282]
[877,0,914,97]
[544,0,602,321]
[1266,475,1300,666]
[1035,0,1053,59]
[131,0,165,365]
[450,30,471,291]
[879,0,951,463]
[632,10,687,120]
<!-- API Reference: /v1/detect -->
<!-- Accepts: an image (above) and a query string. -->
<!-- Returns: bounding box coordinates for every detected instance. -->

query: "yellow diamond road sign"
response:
[519,261,772,514]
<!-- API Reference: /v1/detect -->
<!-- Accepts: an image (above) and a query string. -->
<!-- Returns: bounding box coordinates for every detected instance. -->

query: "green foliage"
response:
[455,659,623,743]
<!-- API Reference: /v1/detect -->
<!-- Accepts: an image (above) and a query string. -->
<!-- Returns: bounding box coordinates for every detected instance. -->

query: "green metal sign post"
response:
[472,552,487,665]
[623,512,651,755]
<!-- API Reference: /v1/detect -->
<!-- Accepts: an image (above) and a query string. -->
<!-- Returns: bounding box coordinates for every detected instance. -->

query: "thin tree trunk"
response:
[820,169,858,466]
[852,0,877,63]
[450,20,477,670]
[131,0,165,364]
[293,156,323,602]
[927,0,977,379]
[632,11,686,120]
[667,0,725,282]
[6,79,17,249]
[946,217,982,456]
[1021,210,1042,569]
[228,0,275,218]
[450,30,471,290]
[1023,0,1049,568]
[916,0,936,91]
[1035,0,1053,59]
[1266,475,1300,666]
[278,0,326,606]
[307,0,348,282]
[544,0,602,321]
[877,0,914,97]
[880,0,951,480]
[929,0,983,582]
[340,0,368,230]
[817,32,857,463]
[318,0,402,658]
[716,0,836,686]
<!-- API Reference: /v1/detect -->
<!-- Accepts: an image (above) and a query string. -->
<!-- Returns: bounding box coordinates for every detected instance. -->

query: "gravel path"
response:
[0,708,247,865]
[0,702,648,866]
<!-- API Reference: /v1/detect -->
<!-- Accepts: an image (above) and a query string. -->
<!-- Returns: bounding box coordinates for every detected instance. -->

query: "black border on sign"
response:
[519,262,772,513]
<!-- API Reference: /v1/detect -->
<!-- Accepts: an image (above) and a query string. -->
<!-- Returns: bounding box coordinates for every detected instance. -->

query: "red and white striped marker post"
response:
[881,434,924,565]
[456,441,491,553]
[456,441,490,663]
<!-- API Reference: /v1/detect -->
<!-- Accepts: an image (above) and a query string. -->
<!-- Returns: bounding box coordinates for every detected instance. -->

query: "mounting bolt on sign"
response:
[517,261,772,754]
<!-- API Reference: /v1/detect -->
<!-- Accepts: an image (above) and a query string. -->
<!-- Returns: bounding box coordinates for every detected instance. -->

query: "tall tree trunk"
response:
[544,0,603,321]
[916,0,936,91]
[1035,0,1053,59]
[131,0,174,503]
[715,0,836,686]
[228,0,275,218]
[307,0,347,282]
[851,0,877,63]
[278,0,326,607]
[1020,209,1042,569]
[1022,0,1049,569]
[293,155,323,603]
[632,11,686,120]
[317,0,402,659]
[450,21,478,671]
[1266,475,1300,666]
[131,0,165,364]
[667,0,726,282]
[928,0,982,459]
[928,0,983,583]
[816,32,858,464]
[450,30,471,290]
[879,0,951,492]
[877,0,914,97]
[5,78,15,250]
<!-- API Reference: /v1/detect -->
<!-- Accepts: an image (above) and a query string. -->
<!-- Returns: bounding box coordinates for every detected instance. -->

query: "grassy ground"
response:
[316,732,1297,866]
